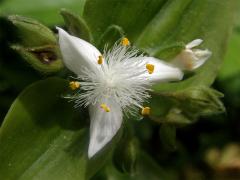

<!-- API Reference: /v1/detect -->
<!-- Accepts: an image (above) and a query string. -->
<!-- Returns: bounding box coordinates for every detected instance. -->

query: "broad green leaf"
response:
[219,32,240,79]
[0,0,86,26]
[83,0,167,44]
[0,78,119,180]
[218,9,240,80]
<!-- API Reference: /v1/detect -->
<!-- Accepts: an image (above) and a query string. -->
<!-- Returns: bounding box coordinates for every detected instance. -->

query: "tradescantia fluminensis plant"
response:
[0,0,238,179]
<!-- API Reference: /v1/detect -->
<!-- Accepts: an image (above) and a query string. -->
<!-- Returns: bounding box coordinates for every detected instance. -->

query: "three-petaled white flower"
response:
[57,27,211,158]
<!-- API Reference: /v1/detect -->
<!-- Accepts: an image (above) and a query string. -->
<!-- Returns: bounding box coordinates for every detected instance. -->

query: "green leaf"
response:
[83,0,167,44]
[0,78,118,180]
[218,1,240,80]
[218,27,240,80]
[159,124,176,151]
[154,42,185,60]
[113,131,139,174]
[0,0,86,26]
[60,9,93,42]
[96,25,125,51]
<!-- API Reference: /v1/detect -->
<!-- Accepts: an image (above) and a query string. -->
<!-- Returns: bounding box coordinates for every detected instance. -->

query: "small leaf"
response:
[113,130,139,174]
[159,124,177,151]
[60,9,93,42]
[97,25,125,50]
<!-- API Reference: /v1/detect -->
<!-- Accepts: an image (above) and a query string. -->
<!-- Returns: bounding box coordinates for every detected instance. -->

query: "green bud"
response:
[7,15,56,47]
[60,9,93,42]
[113,136,139,174]
[5,15,63,73]
[11,45,63,73]
[164,86,225,118]
[150,86,225,126]
[164,108,192,125]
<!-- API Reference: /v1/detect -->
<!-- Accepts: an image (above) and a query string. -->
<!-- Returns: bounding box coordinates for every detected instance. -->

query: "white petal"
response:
[192,49,212,69]
[186,39,203,49]
[88,99,122,158]
[141,57,183,83]
[57,27,101,75]
[172,49,212,70]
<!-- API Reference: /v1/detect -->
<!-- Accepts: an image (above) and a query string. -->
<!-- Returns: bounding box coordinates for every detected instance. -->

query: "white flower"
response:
[172,39,212,70]
[57,27,209,158]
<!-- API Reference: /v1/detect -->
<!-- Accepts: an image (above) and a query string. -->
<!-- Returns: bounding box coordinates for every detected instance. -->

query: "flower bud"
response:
[172,39,212,70]
[11,45,63,73]
[6,15,63,73]
[8,15,56,47]
[165,86,225,117]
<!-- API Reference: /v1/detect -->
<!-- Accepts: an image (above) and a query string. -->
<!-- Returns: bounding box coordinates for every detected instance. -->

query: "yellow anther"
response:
[146,63,155,74]
[121,37,130,46]
[97,55,103,64]
[100,103,110,112]
[141,107,151,116]
[69,81,80,90]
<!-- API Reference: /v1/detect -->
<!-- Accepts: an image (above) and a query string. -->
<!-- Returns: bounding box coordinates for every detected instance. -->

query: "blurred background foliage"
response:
[0,0,240,179]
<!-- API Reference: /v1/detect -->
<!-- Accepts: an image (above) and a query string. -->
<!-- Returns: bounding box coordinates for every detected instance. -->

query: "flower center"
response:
[69,38,152,116]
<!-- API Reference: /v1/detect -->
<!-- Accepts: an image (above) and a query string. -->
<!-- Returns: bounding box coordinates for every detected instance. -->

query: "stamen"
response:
[146,64,155,74]
[97,55,103,64]
[181,51,194,70]
[121,37,130,46]
[141,107,150,116]
[100,103,110,112]
[69,81,80,90]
